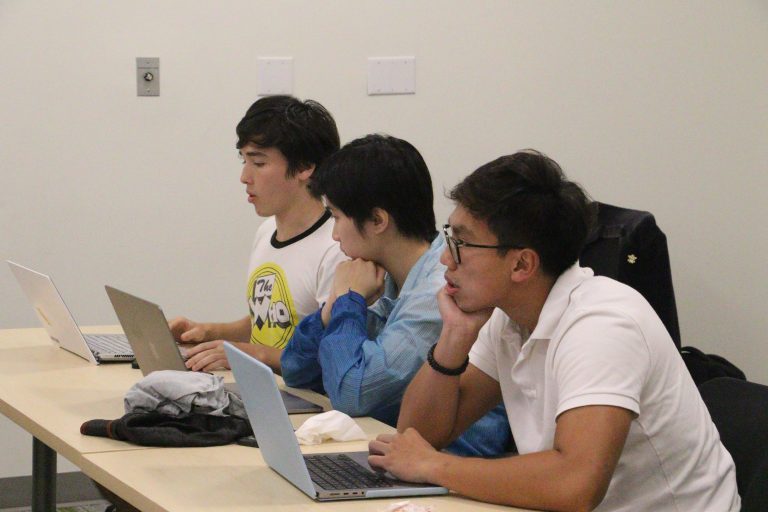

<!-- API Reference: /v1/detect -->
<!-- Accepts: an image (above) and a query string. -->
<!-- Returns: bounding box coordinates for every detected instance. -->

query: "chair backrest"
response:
[699,377,768,511]
[579,202,681,347]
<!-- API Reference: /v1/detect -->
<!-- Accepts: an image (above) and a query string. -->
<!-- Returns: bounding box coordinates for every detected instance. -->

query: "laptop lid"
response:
[8,260,101,364]
[105,286,187,375]
[105,286,324,414]
[224,342,318,498]
[224,342,448,501]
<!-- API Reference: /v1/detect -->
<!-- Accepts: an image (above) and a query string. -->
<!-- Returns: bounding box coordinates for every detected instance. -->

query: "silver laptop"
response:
[7,261,133,364]
[105,285,188,375]
[106,286,323,414]
[224,342,448,501]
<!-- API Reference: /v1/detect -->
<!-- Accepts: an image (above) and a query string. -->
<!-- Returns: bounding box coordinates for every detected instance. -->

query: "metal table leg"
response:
[32,437,56,512]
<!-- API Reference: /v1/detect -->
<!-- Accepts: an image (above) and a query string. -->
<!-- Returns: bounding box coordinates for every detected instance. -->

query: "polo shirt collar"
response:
[528,264,593,341]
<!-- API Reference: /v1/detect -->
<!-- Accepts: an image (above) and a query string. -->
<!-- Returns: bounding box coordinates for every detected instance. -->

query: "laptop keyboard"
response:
[305,454,394,490]
[85,334,132,355]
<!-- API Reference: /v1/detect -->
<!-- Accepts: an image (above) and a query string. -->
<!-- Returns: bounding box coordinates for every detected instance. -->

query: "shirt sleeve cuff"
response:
[469,351,500,382]
[557,393,640,418]
[331,290,368,317]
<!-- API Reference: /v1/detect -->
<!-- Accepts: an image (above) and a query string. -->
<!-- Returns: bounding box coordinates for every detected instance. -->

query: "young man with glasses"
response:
[369,151,739,511]
[281,134,510,457]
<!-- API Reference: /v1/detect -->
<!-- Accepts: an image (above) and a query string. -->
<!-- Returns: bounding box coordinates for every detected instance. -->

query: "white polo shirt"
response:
[470,265,739,512]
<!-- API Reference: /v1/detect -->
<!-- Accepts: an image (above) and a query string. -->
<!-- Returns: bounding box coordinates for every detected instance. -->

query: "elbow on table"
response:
[521,491,604,512]
[281,365,322,391]
[568,498,605,512]
[280,368,302,388]
[328,387,393,420]
[516,460,610,512]
[557,477,609,512]
[329,396,373,418]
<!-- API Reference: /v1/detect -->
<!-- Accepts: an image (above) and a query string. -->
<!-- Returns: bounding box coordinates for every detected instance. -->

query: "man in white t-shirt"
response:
[368,151,740,511]
[169,95,346,372]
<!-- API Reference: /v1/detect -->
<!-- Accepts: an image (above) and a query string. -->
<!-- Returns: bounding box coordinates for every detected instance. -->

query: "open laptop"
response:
[224,342,449,501]
[7,261,133,364]
[105,285,323,414]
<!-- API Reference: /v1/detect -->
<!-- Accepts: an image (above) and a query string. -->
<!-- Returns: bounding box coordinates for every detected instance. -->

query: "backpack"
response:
[680,346,746,385]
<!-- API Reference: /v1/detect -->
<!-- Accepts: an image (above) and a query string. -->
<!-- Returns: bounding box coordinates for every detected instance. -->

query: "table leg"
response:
[32,437,56,512]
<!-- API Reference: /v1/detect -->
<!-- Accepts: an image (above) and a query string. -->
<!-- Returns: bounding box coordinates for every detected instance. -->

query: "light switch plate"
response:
[367,57,416,95]
[257,57,294,96]
[136,57,159,97]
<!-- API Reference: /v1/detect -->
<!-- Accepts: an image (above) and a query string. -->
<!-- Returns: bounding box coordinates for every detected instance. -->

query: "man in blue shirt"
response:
[281,134,510,456]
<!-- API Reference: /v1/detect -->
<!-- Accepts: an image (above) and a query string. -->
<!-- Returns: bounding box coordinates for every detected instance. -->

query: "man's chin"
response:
[454,296,490,315]
[255,209,276,219]
[453,296,474,313]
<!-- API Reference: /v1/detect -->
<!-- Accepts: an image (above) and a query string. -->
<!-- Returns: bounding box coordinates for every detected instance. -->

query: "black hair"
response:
[313,134,436,242]
[449,150,595,277]
[236,95,340,197]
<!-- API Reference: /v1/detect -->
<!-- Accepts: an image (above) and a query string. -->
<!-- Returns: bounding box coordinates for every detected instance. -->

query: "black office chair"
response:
[698,377,768,512]
[579,202,681,347]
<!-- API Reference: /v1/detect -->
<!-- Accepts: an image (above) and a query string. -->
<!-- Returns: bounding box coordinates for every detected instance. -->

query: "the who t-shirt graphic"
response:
[247,263,298,349]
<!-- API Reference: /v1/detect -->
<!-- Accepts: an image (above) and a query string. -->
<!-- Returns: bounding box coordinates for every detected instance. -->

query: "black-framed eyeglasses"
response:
[442,224,522,265]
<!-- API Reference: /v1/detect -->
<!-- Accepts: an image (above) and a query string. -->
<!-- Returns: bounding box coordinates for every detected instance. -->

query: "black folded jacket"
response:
[81,412,252,447]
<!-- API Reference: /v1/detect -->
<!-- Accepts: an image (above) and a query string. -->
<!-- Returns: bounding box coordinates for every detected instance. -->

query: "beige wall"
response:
[1,1,766,477]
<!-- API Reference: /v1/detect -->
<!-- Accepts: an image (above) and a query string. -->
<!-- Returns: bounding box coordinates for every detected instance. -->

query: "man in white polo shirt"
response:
[368,150,739,511]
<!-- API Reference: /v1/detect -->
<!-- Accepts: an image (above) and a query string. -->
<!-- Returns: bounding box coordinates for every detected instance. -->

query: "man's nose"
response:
[440,246,457,269]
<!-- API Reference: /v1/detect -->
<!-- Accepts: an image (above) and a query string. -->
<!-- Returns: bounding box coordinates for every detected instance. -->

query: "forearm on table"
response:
[427,448,606,512]
[429,403,631,511]
[206,316,252,343]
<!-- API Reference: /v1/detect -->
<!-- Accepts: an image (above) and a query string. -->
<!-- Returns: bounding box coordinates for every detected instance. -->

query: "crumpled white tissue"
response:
[294,410,367,445]
[383,501,435,512]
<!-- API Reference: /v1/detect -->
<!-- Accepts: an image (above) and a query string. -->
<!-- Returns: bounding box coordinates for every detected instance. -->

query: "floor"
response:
[0,472,107,511]
[0,500,110,512]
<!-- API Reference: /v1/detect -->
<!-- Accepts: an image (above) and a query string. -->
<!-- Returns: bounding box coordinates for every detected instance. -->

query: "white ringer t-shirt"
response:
[246,212,346,349]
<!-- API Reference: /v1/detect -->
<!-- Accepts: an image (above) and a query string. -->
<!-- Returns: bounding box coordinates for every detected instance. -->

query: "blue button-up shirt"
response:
[281,235,510,456]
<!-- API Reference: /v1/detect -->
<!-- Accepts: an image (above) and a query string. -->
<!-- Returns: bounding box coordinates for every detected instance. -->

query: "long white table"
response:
[0,326,150,511]
[0,327,531,512]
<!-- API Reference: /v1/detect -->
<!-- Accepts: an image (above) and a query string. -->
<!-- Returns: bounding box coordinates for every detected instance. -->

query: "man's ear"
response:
[294,163,316,184]
[368,207,390,235]
[509,248,540,283]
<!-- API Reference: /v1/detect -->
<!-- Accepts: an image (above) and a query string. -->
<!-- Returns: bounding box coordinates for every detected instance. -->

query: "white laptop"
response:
[223,342,449,501]
[106,285,323,414]
[7,261,133,364]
